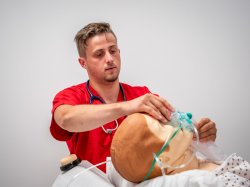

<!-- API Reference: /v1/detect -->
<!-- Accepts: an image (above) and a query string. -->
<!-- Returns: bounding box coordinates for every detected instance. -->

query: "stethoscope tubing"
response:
[85,80,126,134]
[86,80,126,104]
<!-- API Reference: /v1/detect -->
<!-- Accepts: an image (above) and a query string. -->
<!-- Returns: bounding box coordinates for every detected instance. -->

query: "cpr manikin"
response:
[110,112,219,183]
[53,111,250,187]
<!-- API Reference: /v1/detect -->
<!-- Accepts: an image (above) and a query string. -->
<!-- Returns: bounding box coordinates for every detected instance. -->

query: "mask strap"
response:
[143,124,182,181]
[143,111,200,181]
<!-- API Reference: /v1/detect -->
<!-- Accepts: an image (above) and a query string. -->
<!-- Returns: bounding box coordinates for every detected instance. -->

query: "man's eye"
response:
[95,52,104,57]
[110,48,117,54]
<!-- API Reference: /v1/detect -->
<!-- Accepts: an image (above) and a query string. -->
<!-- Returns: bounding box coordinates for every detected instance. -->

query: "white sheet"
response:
[106,158,225,187]
[52,153,250,187]
[137,170,225,187]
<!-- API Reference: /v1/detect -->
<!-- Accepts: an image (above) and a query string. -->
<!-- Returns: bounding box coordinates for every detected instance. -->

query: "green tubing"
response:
[143,124,182,181]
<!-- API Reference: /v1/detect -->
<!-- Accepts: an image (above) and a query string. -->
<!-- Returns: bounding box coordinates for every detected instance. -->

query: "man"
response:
[50,22,217,172]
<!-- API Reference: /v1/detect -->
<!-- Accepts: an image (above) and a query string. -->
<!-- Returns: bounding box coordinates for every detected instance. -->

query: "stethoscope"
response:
[86,80,126,134]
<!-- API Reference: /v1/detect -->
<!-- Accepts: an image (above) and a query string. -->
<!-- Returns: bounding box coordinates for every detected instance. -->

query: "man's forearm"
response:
[54,102,130,132]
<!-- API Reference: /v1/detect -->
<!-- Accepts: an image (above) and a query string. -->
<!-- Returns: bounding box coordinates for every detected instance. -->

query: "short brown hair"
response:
[74,22,117,57]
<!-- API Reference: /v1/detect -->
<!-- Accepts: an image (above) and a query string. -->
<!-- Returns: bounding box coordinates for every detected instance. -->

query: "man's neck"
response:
[89,79,120,104]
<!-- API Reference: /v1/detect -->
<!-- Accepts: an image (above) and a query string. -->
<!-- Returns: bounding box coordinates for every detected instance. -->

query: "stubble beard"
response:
[104,73,119,82]
[104,68,120,82]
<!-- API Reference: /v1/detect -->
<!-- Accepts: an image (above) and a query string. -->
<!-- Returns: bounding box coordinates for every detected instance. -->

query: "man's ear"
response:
[78,57,87,69]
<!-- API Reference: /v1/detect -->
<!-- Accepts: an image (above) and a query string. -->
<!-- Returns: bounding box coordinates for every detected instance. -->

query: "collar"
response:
[84,80,125,103]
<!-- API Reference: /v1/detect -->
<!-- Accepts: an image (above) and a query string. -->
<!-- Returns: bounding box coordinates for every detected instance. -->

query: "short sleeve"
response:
[50,86,85,141]
[121,83,152,101]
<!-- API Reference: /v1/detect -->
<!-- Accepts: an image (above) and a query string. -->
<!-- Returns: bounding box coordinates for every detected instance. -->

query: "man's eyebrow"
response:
[92,44,118,53]
[109,45,118,48]
[93,48,104,53]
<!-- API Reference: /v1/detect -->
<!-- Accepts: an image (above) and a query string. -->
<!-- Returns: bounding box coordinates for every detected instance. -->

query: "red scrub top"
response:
[50,82,150,172]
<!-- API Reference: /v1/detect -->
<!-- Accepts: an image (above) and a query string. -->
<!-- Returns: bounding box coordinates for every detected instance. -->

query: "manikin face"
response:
[110,113,199,183]
[78,33,121,85]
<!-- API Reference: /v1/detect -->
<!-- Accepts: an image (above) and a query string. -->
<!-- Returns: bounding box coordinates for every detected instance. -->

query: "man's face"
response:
[80,33,121,84]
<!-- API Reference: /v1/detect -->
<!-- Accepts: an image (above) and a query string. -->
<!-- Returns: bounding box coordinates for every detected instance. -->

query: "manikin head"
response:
[110,113,199,183]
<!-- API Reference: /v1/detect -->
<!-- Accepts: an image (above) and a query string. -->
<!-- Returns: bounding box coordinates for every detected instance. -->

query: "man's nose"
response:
[105,51,114,63]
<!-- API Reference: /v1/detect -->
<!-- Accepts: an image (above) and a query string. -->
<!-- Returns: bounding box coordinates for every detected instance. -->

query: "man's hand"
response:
[126,93,174,123]
[194,118,217,142]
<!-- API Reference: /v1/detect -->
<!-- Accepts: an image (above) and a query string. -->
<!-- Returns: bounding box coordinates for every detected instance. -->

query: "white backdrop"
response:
[0,0,249,186]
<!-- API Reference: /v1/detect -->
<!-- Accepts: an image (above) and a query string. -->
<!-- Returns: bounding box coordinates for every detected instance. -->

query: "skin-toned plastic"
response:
[110,113,218,183]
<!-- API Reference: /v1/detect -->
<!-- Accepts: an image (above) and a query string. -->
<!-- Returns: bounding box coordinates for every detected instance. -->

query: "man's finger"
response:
[157,96,174,112]
[199,134,216,142]
[145,102,166,122]
[198,120,216,133]
[196,118,211,129]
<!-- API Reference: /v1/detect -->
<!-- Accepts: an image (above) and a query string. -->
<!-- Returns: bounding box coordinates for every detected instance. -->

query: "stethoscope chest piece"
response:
[101,120,119,134]
[106,129,113,134]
